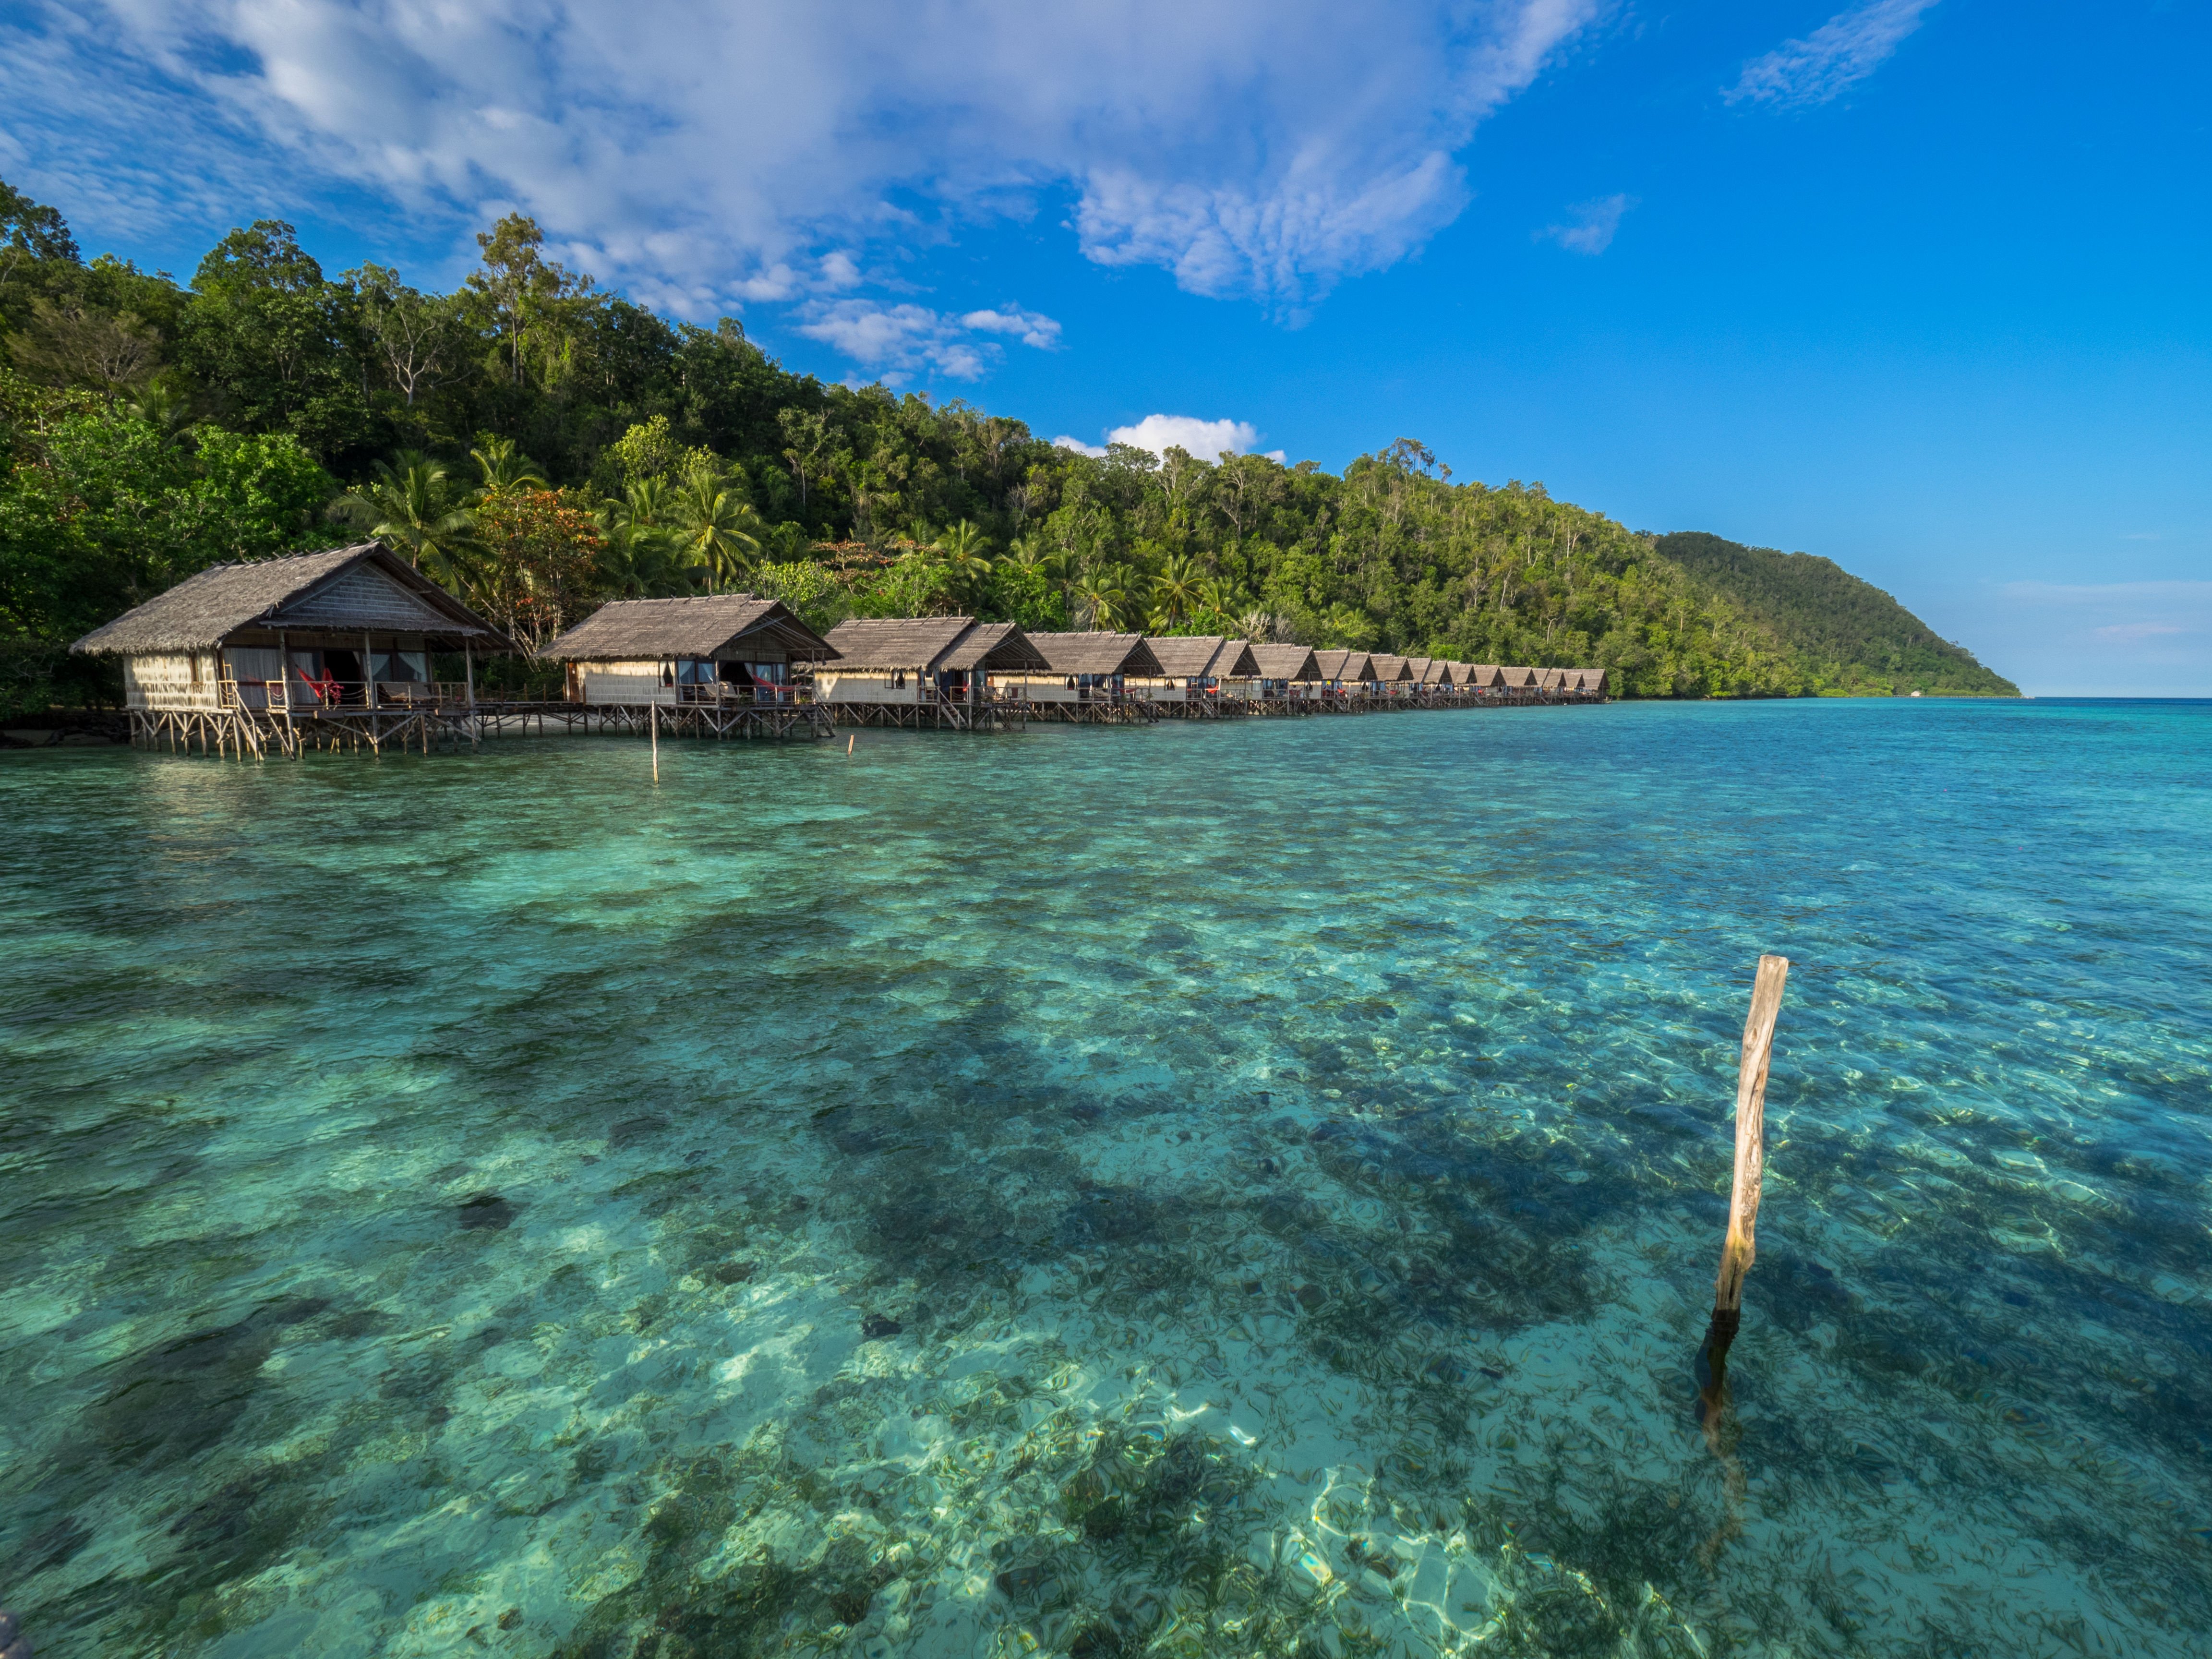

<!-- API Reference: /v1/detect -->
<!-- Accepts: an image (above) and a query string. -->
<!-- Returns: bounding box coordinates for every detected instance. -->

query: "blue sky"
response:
[4,1,2207,694]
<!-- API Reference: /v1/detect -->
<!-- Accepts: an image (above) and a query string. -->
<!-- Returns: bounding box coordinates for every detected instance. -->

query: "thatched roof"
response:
[1312,650,1376,682]
[71,542,511,656]
[1538,667,1566,690]
[942,622,1049,672]
[545,594,832,662]
[1249,644,1321,680]
[1463,665,1503,688]
[1142,635,1231,678]
[1370,653,1415,682]
[1214,640,1262,677]
[1579,667,1608,692]
[1499,666,1539,689]
[819,617,1045,672]
[1024,631,1165,677]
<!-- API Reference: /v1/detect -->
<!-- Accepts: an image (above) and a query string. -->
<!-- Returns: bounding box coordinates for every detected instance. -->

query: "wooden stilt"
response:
[1697,953,1790,1419]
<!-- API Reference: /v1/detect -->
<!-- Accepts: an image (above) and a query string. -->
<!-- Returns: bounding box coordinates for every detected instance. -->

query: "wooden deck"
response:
[122,678,1602,757]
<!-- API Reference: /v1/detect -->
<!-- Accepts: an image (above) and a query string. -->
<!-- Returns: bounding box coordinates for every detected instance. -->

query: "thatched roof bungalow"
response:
[1498,666,1540,694]
[1135,636,1261,701]
[70,541,512,711]
[1005,631,1166,703]
[544,594,834,705]
[1368,653,1418,697]
[816,616,1048,706]
[1247,644,1322,697]
[1310,650,1376,695]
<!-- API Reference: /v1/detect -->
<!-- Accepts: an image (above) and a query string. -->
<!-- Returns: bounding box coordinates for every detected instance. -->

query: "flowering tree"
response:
[469,488,602,657]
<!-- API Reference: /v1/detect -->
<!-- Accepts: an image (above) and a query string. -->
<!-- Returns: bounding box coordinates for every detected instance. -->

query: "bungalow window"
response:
[373,649,428,683]
[675,658,717,685]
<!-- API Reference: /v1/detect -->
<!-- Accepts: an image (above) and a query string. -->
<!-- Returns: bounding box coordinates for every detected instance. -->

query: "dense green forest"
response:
[0,179,2013,711]
[1654,532,2015,696]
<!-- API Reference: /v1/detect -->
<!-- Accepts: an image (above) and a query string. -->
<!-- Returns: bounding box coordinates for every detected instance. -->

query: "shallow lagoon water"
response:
[3,699,2209,1658]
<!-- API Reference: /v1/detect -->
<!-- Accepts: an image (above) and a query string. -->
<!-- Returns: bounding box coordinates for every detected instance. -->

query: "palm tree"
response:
[669,474,763,593]
[1196,577,1246,622]
[328,451,478,593]
[1075,564,1134,631]
[596,479,685,597]
[469,434,547,500]
[1150,553,1202,628]
[930,518,996,602]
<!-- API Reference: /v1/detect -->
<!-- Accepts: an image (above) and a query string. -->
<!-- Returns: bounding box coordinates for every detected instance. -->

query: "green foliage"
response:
[178,221,384,469]
[1655,531,2019,696]
[612,414,679,482]
[747,559,852,635]
[0,176,2018,708]
[0,368,336,706]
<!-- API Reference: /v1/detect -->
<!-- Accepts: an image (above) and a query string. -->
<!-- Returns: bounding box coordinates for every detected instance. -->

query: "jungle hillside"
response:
[0,181,2017,711]
[1656,532,2017,697]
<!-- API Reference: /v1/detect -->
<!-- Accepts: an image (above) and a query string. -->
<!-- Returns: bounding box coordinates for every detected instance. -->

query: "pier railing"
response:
[220,677,473,712]
[674,682,811,707]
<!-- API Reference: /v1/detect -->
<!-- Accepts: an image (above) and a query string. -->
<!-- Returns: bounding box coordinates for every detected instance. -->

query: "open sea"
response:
[2,698,2208,1659]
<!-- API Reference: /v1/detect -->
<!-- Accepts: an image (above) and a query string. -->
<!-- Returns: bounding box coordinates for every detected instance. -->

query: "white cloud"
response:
[960,306,1062,350]
[1539,193,1634,254]
[794,298,1060,381]
[1054,436,1110,458]
[1092,414,1284,462]
[1728,0,1940,108]
[2,0,1599,322]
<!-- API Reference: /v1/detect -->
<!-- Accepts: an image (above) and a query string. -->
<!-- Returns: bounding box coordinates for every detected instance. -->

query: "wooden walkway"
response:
[124,683,1600,758]
[127,697,834,758]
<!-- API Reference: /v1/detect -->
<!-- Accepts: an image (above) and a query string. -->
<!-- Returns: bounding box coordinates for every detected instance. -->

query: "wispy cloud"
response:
[1728,0,1940,108]
[959,306,1062,350]
[795,299,1062,382]
[1,0,1599,336]
[1539,193,1635,254]
[1057,415,1284,463]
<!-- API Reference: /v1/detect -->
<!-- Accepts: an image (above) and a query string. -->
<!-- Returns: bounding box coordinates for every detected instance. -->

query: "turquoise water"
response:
[3,700,2209,1659]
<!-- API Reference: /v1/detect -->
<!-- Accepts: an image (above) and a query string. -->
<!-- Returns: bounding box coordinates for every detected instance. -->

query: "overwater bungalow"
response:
[1134,637,1263,709]
[545,594,835,706]
[1369,654,1418,700]
[815,616,1048,728]
[1210,639,1264,700]
[1461,665,1503,696]
[1247,644,1322,701]
[69,541,514,756]
[1310,650,1377,701]
[1002,632,1167,719]
[1498,667,1540,698]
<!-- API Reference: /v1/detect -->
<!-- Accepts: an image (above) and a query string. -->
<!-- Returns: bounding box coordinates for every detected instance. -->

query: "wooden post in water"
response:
[650,702,660,781]
[1697,953,1789,1418]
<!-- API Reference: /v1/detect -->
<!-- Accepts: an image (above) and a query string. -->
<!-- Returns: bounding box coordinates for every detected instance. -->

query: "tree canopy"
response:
[0,176,2017,713]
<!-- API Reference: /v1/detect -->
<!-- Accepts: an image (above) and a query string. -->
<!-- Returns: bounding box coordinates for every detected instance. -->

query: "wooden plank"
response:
[1714,953,1790,1315]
